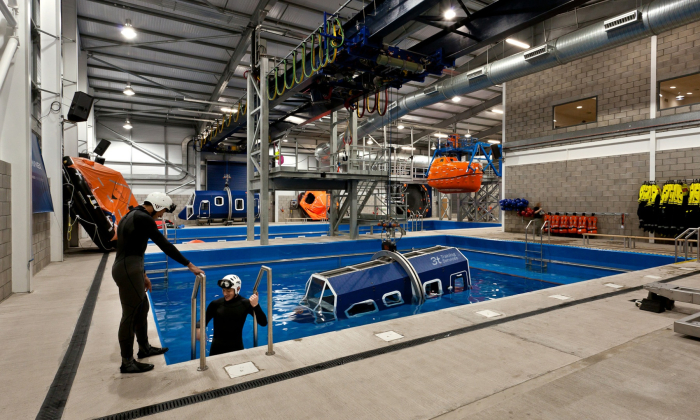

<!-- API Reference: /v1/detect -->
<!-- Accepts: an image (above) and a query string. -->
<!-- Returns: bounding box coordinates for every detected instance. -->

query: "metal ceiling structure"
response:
[82,0,641,152]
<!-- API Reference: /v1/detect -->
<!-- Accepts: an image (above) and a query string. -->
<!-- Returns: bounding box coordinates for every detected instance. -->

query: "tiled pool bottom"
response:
[147,232,678,365]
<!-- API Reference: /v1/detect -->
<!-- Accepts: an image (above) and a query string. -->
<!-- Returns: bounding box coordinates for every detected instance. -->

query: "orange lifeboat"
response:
[299,191,330,220]
[427,156,483,193]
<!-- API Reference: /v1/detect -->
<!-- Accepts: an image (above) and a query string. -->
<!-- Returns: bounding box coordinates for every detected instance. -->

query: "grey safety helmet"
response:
[218,274,242,294]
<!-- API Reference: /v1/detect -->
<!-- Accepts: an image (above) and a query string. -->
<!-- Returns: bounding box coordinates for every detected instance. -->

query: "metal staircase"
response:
[525,220,550,272]
[331,180,409,235]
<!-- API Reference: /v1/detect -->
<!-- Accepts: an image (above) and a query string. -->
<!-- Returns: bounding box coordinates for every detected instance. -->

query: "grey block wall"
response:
[657,21,700,117]
[656,146,700,180]
[504,153,648,236]
[0,161,11,303]
[32,213,50,275]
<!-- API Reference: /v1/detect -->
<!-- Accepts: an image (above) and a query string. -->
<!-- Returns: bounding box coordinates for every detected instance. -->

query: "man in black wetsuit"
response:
[196,274,267,356]
[113,192,204,374]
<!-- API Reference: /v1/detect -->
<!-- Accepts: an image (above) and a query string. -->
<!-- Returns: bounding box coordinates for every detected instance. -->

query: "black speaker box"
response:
[93,139,111,156]
[490,144,502,159]
[67,92,94,122]
[78,152,90,159]
[95,156,106,165]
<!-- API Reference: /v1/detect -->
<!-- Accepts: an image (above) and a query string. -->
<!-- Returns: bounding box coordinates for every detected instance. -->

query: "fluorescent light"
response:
[688,92,693,95]
[220,107,233,113]
[123,118,132,130]
[123,82,135,96]
[670,86,676,89]
[282,138,288,142]
[488,140,500,144]
[121,19,137,39]
[401,146,416,150]
[452,96,461,102]
[505,38,530,49]
[576,105,583,109]
[444,8,456,19]
[465,131,471,138]
[434,133,448,138]
[397,124,405,129]
[491,109,503,114]
[284,116,306,124]
[431,146,436,150]
[676,95,685,100]
[367,140,373,144]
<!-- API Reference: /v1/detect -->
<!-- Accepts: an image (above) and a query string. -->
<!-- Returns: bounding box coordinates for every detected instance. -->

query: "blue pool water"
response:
[147,234,677,365]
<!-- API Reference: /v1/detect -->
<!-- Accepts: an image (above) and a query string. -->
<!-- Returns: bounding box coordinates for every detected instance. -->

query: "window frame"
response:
[214,196,224,206]
[344,299,379,318]
[382,291,404,307]
[657,70,700,112]
[423,279,443,298]
[235,198,244,211]
[552,96,598,130]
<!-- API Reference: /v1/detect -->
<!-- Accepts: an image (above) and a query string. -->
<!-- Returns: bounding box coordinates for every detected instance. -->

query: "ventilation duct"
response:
[351,0,700,143]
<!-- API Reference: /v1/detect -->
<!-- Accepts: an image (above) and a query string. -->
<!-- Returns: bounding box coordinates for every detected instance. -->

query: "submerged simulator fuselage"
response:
[299,246,471,322]
[178,188,259,224]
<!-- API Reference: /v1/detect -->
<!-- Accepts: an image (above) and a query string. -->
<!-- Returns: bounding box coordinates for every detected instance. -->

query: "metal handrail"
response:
[675,227,700,262]
[190,273,208,371]
[252,265,275,356]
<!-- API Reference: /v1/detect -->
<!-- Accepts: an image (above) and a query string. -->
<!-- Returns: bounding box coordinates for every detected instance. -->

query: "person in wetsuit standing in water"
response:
[113,192,204,374]
[196,274,268,356]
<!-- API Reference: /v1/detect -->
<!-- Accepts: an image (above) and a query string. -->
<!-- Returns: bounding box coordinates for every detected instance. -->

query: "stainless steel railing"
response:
[190,273,208,371]
[252,265,275,356]
[675,227,700,263]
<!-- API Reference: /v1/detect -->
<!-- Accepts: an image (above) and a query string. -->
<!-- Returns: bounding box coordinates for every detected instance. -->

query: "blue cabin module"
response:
[300,246,471,322]
[178,190,260,224]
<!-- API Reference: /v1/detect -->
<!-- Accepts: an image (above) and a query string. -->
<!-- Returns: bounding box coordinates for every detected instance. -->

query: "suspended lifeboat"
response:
[427,157,483,193]
[299,191,329,220]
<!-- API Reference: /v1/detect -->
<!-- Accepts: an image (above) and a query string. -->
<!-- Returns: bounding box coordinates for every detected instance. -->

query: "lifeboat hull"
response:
[427,159,483,193]
[299,191,329,220]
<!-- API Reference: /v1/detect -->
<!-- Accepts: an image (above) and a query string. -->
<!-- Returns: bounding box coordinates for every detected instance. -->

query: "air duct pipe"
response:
[0,0,19,92]
[352,0,700,141]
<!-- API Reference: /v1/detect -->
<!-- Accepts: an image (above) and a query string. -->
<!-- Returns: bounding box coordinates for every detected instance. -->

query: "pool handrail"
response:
[252,265,275,356]
[190,273,208,371]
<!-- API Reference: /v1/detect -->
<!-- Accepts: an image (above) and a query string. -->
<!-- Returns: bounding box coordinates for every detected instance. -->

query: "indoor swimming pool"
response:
[146,235,677,365]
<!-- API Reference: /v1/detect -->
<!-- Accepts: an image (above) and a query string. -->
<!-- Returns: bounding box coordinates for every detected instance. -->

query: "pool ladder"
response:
[525,220,550,272]
[252,266,275,356]
[675,227,699,262]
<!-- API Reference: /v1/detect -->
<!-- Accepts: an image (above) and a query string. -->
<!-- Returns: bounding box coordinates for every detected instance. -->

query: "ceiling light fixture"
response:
[121,19,137,39]
[688,92,693,95]
[220,107,233,113]
[465,129,471,138]
[505,38,530,49]
[676,95,685,100]
[282,138,288,142]
[401,146,416,150]
[435,133,448,138]
[397,124,405,129]
[670,86,676,89]
[444,8,456,20]
[488,140,500,144]
[576,105,583,109]
[452,96,461,102]
[284,116,306,124]
[431,145,436,150]
[123,118,132,130]
[491,109,503,114]
[367,139,373,144]
[123,82,135,96]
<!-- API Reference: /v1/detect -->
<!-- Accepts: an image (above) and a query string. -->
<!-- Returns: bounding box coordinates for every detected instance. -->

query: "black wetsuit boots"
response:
[199,295,268,356]
[113,206,191,373]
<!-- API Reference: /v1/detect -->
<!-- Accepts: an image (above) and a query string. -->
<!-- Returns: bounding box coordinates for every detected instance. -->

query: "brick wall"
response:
[32,213,50,275]
[507,37,651,142]
[504,153,648,236]
[657,21,700,117]
[656,146,700,180]
[0,161,11,303]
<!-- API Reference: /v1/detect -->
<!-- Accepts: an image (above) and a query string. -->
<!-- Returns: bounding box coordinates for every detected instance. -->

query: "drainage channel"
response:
[95,269,699,420]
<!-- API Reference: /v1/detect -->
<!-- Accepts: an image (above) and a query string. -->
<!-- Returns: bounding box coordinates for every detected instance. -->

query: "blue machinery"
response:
[427,136,503,179]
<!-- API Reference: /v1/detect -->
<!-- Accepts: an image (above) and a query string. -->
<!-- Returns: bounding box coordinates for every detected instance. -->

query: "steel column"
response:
[246,61,255,241]
[349,180,359,239]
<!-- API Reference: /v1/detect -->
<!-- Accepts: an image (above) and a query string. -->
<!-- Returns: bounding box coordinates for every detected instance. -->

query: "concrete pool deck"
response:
[2,227,700,419]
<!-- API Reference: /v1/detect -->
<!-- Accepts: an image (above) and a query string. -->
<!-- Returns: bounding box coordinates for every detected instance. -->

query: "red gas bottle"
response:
[568,213,578,234]
[543,213,551,233]
[551,213,560,234]
[577,213,587,235]
[587,213,598,234]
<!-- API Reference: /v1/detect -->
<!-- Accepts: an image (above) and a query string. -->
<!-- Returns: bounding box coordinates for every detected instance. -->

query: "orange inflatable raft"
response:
[427,157,483,193]
[299,191,329,220]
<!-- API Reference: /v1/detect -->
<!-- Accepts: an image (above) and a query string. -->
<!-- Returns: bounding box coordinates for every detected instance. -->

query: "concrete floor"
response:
[3,227,700,420]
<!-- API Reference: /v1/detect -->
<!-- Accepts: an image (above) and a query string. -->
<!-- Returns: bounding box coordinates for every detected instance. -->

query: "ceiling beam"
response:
[86,51,222,76]
[81,34,230,64]
[475,124,502,138]
[88,64,218,87]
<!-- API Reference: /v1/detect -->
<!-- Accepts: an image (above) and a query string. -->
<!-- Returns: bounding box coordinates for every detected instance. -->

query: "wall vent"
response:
[466,67,486,80]
[524,45,551,60]
[423,86,438,95]
[604,10,641,31]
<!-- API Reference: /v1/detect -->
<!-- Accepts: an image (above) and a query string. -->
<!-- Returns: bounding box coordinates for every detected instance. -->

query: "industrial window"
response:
[214,196,224,206]
[382,291,404,307]
[345,300,378,318]
[423,279,443,298]
[659,72,700,110]
[235,198,244,211]
[553,97,597,129]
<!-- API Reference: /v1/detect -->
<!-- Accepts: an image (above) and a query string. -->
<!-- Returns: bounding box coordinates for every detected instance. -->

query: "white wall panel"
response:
[106,163,132,174]
[103,141,132,162]
[167,145,183,164]
[656,127,700,151]
[131,147,160,164]
[131,165,166,175]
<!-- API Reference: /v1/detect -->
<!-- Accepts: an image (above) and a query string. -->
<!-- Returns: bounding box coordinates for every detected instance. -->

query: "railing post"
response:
[265,266,275,356]
[191,273,208,371]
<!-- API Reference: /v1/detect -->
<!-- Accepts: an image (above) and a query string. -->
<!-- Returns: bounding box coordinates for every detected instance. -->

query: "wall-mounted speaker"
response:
[95,157,106,165]
[67,92,94,122]
[78,152,90,159]
[93,139,111,156]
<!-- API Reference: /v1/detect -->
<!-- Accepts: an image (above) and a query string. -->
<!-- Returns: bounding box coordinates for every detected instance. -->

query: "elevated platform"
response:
[250,167,426,191]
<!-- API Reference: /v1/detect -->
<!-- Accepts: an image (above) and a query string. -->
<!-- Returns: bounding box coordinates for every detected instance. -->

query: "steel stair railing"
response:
[252,265,275,356]
[190,273,207,371]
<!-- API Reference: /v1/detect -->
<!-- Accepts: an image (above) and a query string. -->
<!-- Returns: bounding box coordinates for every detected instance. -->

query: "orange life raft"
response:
[299,191,329,220]
[427,157,483,193]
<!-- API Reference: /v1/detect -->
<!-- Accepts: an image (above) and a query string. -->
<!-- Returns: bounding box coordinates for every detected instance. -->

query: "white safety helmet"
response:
[144,192,177,213]
[218,274,242,293]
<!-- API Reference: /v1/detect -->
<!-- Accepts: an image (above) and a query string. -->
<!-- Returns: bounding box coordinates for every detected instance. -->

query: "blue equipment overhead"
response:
[201,0,588,152]
[427,136,503,178]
